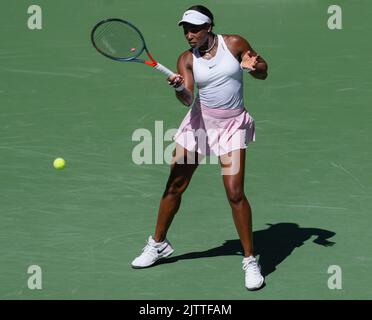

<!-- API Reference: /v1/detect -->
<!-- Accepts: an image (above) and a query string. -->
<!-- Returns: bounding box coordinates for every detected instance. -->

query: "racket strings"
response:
[94,23,117,54]
[94,23,113,44]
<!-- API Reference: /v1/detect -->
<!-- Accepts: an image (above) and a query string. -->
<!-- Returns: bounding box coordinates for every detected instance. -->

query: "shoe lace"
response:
[142,242,159,258]
[242,258,261,275]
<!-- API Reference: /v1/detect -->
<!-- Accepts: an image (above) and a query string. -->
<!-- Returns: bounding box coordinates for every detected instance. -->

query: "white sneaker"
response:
[242,256,265,290]
[131,236,174,268]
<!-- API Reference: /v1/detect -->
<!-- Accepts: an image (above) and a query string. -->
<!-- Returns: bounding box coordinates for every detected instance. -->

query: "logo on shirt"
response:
[209,65,217,69]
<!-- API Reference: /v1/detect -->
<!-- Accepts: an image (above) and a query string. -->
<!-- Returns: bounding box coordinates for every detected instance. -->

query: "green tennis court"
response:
[1,0,371,299]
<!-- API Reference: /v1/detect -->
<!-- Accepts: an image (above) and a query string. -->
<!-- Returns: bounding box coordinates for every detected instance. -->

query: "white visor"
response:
[178,10,212,26]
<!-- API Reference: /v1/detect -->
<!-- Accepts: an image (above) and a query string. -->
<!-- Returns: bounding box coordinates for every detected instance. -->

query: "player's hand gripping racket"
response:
[91,18,184,89]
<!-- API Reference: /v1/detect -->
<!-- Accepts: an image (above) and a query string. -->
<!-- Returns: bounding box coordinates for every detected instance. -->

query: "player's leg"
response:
[131,143,200,268]
[219,149,264,290]
[154,143,200,242]
[220,149,253,256]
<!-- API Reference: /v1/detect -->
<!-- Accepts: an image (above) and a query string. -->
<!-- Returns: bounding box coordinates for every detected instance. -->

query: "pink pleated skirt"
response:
[173,101,256,156]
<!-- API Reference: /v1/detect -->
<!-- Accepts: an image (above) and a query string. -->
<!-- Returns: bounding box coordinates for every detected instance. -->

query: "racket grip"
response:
[154,63,176,78]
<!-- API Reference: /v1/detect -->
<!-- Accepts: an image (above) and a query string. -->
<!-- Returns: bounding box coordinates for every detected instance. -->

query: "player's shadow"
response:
[158,222,336,276]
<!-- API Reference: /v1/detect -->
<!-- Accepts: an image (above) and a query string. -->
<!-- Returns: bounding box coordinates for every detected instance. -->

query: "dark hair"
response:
[188,5,215,27]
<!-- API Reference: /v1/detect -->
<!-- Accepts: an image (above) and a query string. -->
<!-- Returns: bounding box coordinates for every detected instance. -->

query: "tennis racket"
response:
[91,18,178,79]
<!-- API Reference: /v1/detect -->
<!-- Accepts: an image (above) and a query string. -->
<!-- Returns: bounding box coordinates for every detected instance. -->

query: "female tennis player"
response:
[131,5,268,291]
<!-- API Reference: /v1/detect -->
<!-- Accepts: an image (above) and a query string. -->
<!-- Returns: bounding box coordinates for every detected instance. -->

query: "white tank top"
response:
[192,34,244,110]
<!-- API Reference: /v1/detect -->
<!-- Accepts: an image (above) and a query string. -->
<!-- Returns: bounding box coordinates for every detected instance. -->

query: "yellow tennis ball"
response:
[53,157,66,170]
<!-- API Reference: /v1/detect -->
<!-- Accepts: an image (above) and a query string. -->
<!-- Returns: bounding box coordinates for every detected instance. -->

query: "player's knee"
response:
[165,176,190,197]
[226,189,245,205]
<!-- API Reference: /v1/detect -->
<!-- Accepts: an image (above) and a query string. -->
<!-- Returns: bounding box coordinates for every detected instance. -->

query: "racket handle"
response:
[154,63,176,78]
[154,62,185,92]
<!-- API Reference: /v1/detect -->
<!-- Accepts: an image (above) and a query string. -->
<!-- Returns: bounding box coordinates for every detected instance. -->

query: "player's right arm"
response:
[168,50,194,107]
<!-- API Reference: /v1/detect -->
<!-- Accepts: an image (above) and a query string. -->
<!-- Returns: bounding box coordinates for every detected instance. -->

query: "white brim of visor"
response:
[178,10,212,26]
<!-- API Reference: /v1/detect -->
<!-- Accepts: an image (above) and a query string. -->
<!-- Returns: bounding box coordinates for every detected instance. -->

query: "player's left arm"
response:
[225,34,268,80]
